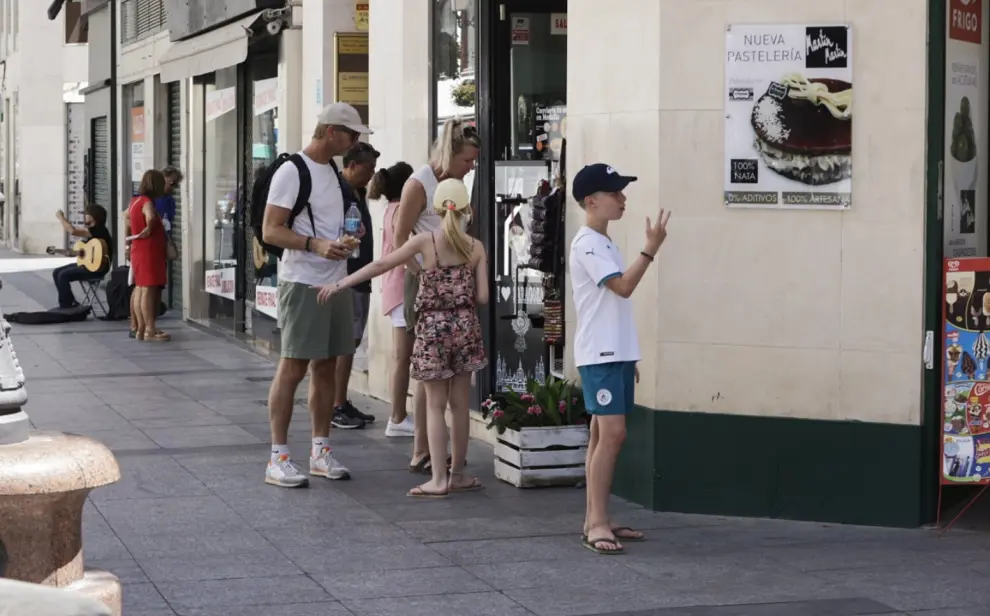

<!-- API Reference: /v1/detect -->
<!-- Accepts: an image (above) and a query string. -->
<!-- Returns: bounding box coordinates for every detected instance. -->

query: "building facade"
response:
[82,0,972,528]
[0,0,89,253]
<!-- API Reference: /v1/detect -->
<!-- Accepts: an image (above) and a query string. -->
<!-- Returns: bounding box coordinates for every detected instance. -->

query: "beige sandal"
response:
[145,330,171,342]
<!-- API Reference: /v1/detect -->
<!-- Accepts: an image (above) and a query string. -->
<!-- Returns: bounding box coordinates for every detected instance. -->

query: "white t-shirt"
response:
[568,226,641,367]
[267,152,346,286]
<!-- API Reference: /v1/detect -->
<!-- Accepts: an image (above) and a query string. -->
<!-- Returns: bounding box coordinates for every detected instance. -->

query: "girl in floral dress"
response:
[315,178,489,497]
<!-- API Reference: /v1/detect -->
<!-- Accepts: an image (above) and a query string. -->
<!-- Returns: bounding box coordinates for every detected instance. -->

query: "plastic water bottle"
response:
[344,203,361,258]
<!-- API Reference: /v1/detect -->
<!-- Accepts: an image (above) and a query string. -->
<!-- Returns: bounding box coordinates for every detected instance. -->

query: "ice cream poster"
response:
[724,24,852,210]
[941,258,990,484]
[944,0,989,259]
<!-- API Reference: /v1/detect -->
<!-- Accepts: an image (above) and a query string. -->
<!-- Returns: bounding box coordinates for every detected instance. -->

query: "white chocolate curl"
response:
[781,73,852,120]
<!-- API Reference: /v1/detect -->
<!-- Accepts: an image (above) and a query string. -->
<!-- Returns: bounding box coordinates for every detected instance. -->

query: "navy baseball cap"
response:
[571,163,638,202]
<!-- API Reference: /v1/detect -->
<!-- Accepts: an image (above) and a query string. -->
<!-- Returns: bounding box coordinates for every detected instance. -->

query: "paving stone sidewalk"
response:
[3,267,990,616]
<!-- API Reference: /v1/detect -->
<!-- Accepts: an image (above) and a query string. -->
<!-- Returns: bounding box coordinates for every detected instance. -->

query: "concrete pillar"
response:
[301,0,360,144]
[15,8,68,253]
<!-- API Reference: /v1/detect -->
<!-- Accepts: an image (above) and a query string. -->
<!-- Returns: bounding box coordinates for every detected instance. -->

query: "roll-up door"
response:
[167,82,183,310]
[91,117,110,213]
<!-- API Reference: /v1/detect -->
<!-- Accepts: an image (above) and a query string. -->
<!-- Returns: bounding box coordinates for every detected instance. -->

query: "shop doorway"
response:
[929,0,990,527]
[477,0,567,398]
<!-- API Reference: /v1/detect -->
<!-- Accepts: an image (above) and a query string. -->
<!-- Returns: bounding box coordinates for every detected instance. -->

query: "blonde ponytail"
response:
[429,117,481,174]
[433,180,474,263]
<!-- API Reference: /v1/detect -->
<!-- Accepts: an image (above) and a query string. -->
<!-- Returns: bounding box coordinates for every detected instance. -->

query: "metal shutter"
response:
[92,117,109,213]
[167,83,182,310]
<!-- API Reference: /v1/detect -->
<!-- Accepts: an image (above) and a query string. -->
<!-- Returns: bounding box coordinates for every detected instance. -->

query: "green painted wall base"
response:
[613,406,931,528]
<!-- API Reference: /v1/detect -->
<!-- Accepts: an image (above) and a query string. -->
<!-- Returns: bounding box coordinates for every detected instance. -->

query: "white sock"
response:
[271,444,290,462]
[312,437,330,457]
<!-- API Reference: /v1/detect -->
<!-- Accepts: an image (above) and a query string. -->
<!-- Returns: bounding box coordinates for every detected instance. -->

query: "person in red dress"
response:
[127,169,169,341]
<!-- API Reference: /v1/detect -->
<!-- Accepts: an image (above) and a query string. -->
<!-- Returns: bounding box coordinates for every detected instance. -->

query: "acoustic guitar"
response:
[46,238,109,273]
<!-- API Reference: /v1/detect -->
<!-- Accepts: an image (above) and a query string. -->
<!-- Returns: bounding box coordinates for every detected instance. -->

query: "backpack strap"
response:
[286,153,315,236]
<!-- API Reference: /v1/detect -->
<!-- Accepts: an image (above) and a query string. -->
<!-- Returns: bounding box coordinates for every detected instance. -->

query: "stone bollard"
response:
[0,307,123,615]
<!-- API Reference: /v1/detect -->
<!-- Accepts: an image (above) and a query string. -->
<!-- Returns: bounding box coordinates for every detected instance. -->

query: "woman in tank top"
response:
[366,161,416,436]
[392,118,481,472]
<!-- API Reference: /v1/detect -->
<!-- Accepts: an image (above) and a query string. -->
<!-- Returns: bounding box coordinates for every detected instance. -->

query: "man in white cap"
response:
[261,102,372,488]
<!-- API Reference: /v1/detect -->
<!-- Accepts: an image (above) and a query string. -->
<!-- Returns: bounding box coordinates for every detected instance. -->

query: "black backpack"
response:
[250,153,313,259]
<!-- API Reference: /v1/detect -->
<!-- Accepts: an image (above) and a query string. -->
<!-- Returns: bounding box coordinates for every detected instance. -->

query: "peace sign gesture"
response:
[644,209,670,255]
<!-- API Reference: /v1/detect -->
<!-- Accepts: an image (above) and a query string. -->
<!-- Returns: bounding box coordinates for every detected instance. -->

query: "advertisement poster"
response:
[534,103,566,161]
[724,24,853,209]
[255,285,278,319]
[945,0,989,258]
[205,267,236,300]
[130,106,144,179]
[941,258,990,484]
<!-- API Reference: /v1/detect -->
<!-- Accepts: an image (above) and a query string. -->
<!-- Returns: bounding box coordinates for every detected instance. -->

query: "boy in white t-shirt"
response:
[568,163,670,555]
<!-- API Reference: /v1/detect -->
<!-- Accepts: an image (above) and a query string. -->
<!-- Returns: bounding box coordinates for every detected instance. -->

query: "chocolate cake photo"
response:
[750,73,852,186]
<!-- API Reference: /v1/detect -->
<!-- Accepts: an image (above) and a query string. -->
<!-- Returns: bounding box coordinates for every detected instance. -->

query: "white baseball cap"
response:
[316,102,373,134]
[433,179,470,212]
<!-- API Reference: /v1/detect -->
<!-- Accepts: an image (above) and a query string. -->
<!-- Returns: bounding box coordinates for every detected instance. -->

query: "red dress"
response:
[128,196,167,287]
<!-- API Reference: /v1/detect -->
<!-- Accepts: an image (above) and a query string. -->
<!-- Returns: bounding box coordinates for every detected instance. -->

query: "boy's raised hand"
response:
[644,209,670,256]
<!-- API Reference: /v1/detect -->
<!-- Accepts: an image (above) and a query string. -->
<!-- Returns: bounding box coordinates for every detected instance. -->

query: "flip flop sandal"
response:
[145,331,171,342]
[407,485,449,499]
[610,526,646,542]
[581,527,646,543]
[128,329,136,339]
[582,535,624,555]
[448,474,484,493]
[409,455,432,474]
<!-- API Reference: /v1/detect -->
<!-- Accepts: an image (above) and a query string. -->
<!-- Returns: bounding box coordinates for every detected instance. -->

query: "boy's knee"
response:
[596,416,627,446]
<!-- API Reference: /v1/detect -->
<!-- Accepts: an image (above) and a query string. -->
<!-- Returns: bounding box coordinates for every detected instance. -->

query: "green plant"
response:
[480,376,587,434]
[451,80,475,107]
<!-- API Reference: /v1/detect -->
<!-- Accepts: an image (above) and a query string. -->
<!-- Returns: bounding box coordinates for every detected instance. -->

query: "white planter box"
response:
[493,425,589,488]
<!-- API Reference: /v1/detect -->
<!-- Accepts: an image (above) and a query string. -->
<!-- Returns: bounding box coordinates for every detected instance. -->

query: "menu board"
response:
[942,258,990,484]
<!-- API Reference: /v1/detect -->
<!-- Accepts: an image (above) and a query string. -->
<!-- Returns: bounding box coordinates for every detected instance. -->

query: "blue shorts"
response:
[577,361,636,416]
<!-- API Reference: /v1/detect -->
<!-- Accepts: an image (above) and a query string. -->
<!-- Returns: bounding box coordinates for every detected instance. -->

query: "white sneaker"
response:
[385,417,415,437]
[265,454,310,488]
[310,447,351,480]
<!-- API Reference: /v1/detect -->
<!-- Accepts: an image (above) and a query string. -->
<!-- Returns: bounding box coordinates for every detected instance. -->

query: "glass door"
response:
[489,2,567,392]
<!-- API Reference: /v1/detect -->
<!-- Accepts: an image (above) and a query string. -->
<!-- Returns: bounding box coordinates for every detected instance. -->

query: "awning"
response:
[159,12,262,84]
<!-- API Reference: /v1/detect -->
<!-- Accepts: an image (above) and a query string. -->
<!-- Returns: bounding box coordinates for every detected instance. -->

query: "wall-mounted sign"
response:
[355,2,369,31]
[512,16,530,45]
[253,78,279,116]
[945,0,988,259]
[205,87,236,123]
[724,24,853,210]
[334,33,369,125]
[205,267,236,300]
[551,13,567,35]
[951,0,982,43]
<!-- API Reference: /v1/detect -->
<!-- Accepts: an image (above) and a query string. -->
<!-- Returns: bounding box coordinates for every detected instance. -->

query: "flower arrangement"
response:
[480,376,588,434]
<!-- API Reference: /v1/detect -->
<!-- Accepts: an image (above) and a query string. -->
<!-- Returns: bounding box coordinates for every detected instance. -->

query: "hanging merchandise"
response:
[543,275,563,344]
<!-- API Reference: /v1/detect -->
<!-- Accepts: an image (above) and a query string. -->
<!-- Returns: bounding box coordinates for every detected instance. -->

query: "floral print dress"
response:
[410,238,488,381]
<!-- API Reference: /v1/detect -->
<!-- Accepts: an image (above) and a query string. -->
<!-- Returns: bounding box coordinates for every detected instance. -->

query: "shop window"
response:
[432,0,477,139]
[249,55,279,322]
[121,0,167,44]
[65,1,88,44]
[203,66,239,300]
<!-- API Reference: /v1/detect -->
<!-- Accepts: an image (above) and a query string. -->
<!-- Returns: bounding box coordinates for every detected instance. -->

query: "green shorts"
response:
[277,280,355,360]
[403,270,419,334]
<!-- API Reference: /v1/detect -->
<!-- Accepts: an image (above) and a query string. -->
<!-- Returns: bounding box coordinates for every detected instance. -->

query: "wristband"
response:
[305,237,312,252]
[640,251,654,262]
